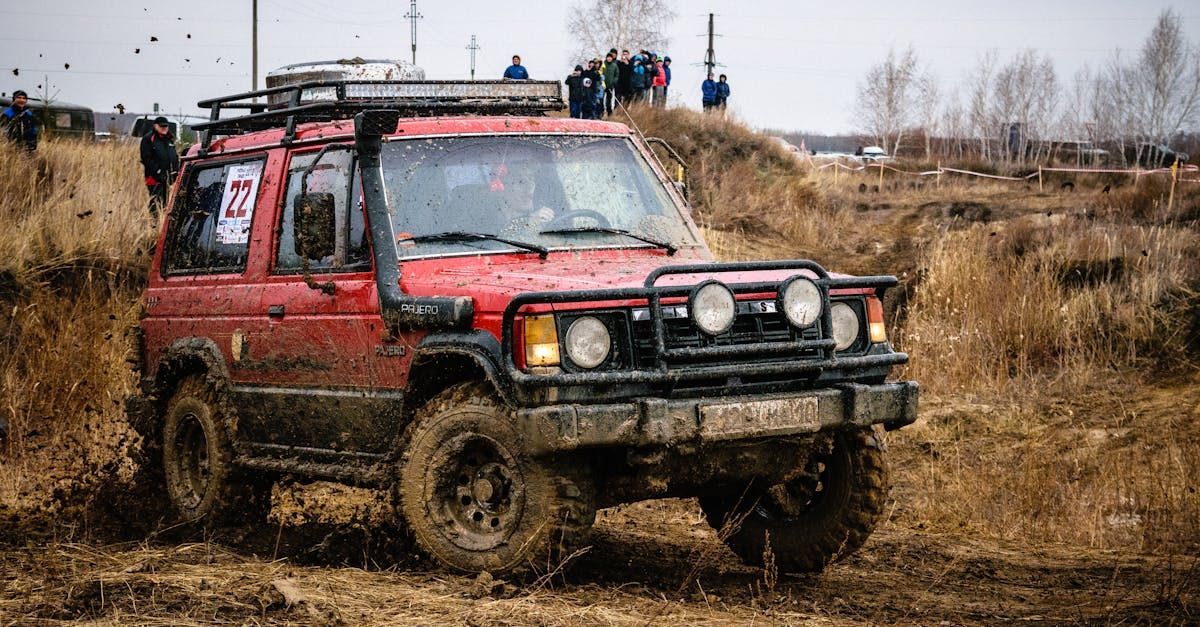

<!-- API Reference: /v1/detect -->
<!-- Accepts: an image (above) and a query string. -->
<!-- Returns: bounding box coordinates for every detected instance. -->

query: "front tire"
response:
[161,375,271,528]
[396,384,594,576]
[699,429,889,573]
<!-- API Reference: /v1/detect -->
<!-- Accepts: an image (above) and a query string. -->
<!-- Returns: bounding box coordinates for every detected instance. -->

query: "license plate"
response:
[698,396,820,441]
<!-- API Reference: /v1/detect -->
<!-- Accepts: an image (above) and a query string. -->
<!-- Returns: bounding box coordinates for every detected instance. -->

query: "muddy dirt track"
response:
[1,498,1194,625]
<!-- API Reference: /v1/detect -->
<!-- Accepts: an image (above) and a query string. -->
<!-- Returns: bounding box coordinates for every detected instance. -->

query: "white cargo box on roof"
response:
[265,58,426,107]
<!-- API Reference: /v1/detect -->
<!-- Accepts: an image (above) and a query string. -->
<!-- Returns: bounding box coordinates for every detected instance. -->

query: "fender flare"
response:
[409,330,516,407]
[133,337,233,439]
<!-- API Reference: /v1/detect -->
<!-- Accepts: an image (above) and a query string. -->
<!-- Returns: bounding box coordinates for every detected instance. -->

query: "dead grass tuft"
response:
[0,139,155,515]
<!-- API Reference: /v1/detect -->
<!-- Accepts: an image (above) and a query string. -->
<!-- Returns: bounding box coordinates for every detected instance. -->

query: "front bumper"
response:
[516,380,917,454]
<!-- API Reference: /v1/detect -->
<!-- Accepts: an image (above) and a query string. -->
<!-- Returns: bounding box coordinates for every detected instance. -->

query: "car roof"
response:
[192,116,632,156]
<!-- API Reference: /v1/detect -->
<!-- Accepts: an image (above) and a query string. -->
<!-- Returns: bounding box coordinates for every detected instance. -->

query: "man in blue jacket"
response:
[503,55,529,80]
[701,73,717,111]
[2,90,38,151]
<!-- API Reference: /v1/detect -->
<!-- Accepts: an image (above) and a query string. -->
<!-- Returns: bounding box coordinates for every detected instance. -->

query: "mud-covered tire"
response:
[161,376,271,528]
[699,428,889,574]
[396,383,594,576]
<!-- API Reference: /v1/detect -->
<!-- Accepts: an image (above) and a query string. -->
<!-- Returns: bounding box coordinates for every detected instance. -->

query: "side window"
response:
[163,159,264,275]
[276,149,369,273]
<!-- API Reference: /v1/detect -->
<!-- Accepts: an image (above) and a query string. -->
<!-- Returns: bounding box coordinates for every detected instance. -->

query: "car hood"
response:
[398,249,851,315]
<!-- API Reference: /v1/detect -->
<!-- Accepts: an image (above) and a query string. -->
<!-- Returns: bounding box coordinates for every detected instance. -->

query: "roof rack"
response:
[193,79,564,149]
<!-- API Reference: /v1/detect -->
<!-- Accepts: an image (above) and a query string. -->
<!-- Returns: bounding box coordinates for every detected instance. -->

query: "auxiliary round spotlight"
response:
[689,281,737,336]
[778,276,823,328]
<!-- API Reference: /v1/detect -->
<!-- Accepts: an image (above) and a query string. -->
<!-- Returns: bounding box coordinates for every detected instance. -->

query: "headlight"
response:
[690,281,736,336]
[779,277,822,328]
[831,302,861,351]
[564,316,611,369]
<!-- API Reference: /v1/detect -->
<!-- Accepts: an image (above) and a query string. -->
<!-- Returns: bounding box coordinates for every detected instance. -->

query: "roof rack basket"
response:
[192,79,564,149]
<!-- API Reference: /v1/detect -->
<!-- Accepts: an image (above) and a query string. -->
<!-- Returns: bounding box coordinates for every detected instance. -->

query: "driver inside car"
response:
[496,169,556,235]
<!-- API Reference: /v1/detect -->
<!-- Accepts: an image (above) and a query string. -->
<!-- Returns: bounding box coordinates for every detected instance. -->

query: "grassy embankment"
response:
[631,104,1200,552]
[2,107,1198,556]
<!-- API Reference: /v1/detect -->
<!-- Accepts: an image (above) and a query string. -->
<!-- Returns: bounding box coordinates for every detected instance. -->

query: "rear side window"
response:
[275,149,369,274]
[163,158,265,275]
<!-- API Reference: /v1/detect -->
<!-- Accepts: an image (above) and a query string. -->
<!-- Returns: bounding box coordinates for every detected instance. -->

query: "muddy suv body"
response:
[131,77,917,576]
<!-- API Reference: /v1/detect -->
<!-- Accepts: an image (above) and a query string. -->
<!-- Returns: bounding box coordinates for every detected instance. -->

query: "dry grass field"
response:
[0,108,1197,624]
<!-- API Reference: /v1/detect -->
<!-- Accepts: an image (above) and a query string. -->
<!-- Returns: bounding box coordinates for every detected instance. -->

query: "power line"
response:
[0,8,243,23]
[10,67,245,78]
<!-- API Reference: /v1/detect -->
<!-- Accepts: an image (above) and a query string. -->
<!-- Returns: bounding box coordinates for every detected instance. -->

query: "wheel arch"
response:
[401,330,516,427]
[134,337,231,439]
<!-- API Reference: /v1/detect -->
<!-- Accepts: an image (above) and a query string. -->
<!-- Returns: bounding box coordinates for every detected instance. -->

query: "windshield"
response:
[379,135,700,258]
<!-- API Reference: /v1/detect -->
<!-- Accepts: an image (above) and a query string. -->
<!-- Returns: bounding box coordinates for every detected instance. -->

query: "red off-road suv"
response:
[129,75,917,576]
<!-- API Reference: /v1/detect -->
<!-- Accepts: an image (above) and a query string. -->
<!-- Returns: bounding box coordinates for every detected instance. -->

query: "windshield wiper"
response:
[538,226,677,255]
[398,231,549,259]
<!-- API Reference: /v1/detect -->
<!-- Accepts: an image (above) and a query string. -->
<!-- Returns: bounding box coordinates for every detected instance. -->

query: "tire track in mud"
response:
[1,498,1193,625]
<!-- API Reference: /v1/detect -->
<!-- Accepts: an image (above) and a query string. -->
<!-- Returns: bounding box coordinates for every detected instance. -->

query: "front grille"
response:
[629,300,822,369]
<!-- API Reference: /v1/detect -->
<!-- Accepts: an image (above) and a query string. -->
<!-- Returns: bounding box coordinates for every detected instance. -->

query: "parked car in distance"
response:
[1126,143,1189,168]
[1054,141,1109,166]
[856,146,891,163]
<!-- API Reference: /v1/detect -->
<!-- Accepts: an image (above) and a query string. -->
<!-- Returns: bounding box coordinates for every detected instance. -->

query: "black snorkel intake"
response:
[354,110,475,333]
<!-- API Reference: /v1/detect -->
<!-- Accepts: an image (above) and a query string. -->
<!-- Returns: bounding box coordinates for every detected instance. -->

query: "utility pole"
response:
[404,0,423,65]
[252,0,258,93]
[466,35,480,80]
[703,13,717,78]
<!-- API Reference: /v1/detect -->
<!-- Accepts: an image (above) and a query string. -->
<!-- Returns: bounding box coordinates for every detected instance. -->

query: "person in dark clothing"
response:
[616,50,633,105]
[565,65,586,119]
[503,55,529,80]
[582,60,602,120]
[639,51,657,103]
[602,51,618,117]
[1,90,38,151]
[629,54,647,103]
[140,116,179,213]
[701,73,718,111]
[662,57,672,103]
[716,74,731,111]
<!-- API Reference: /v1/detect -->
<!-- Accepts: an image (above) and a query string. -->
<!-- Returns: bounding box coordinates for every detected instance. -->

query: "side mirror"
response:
[295,192,336,260]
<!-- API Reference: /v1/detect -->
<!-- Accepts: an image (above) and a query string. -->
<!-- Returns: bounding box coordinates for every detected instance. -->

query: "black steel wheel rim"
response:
[427,432,525,551]
[172,412,211,511]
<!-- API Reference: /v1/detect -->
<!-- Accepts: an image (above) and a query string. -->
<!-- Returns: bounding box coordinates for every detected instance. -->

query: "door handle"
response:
[268,305,285,318]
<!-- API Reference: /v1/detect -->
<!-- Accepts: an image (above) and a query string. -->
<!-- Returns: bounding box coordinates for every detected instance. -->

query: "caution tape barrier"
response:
[815,161,1197,182]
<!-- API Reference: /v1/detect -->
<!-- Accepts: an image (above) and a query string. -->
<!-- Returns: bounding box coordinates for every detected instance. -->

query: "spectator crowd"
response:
[507,49,721,120]
[504,51,731,119]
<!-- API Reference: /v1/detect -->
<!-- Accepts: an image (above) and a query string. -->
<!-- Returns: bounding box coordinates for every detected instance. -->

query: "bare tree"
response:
[992,50,1059,163]
[855,46,920,156]
[565,0,676,63]
[1131,9,1200,158]
[965,52,997,160]
[915,70,940,160]
[939,87,967,160]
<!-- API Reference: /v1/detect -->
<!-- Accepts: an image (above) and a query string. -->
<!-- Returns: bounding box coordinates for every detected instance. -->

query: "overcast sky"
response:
[2,0,1198,134]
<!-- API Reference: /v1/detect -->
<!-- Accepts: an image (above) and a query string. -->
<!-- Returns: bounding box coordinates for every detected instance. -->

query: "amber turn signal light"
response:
[866,296,888,344]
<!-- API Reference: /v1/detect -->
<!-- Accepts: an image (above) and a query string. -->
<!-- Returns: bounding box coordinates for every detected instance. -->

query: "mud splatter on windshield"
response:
[379,136,699,257]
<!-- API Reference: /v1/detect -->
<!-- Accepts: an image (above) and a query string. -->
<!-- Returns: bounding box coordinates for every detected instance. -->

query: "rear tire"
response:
[396,383,594,576]
[699,428,889,573]
[161,376,271,529]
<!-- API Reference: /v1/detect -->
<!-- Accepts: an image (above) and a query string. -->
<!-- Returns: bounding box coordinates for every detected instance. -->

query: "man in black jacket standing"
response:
[140,116,179,214]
